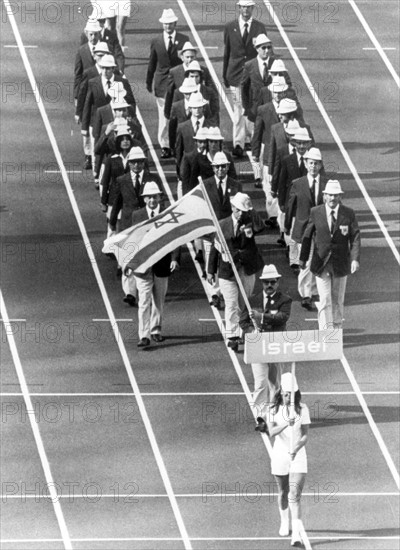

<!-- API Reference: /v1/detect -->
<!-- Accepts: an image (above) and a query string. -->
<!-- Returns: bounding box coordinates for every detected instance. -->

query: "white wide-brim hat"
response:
[230,192,253,212]
[141,181,162,196]
[304,147,322,161]
[159,9,178,23]
[260,264,282,280]
[292,127,312,141]
[187,91,208,108]
[270,59,287,73]
[206,126,224,141]
[99,54,116,68]
[323,180,343,194]
[277,98,297,114]
[93,42,110,54]
[179,78,199,94]
[211,151,229,165]
[268,76,288,92]
[253,33,271,48]
[128,147,146,162]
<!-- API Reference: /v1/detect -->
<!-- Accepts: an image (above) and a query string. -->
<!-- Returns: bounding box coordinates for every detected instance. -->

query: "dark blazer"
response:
[241,55,276,122]
[74,44,96,99]
[76,65,102,118]
[208,214,265,280]
[92,103,137,144]
[251,102,279,162]
[203,176,242,220]
[277,152,308,210]
[170,84,220,125]
[146,32,189,97]
[182,151,237,196]
[80,28,125,73]
[240,290,292,333]
[169,100,214,152]
[100,155,130,207]
[128,205,180,277]
[255,85,302,115]
[109,171,161,230]
[285,174,327,241]
[223,19,266,87]
[269,121,313,185]
[164,63,216,117]
[300,204,361,277]
[81,75,135,131]
[175,118,213,176]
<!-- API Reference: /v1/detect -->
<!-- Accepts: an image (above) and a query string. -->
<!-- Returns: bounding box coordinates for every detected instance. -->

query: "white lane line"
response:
[262,0,400,266]
[5,5,192,547]
[363,47,397,51]
[1,391,398,397]
[176,0,234,119]
[4,44,37,48]
[2,491,398,499]
[0,292,73,550]
[275,46,307,50]
[2,536,399,543]
[0,318,26,321]
[44,170,82,174]
[350,0,400,87]
[340,354,400,489]
[92,318,133,321]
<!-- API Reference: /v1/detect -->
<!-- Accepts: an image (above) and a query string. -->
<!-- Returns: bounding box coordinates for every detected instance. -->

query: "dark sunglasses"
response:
[260,45,272,50]
[264,279,278,285]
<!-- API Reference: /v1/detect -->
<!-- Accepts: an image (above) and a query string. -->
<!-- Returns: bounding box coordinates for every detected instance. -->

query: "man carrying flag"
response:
[103,183,217,346]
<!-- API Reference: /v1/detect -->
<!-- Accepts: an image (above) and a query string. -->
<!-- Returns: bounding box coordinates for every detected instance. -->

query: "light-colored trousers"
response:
[297,240,317,299]
[219,269,256,339]
[251,362,284,417]
[228,86,253,148]
[156,96,169,149]
[135,272,169,339]
[316,268,347,329]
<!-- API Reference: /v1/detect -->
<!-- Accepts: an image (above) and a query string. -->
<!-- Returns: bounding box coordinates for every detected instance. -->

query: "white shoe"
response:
[278,507,289,536]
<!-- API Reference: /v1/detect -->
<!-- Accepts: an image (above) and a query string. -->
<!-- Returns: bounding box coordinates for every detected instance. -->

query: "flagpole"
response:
[198,177,258,332]
[290,361,296,457]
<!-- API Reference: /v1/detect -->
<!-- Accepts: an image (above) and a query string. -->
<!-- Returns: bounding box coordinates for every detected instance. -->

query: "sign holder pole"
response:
[290,361,296,457]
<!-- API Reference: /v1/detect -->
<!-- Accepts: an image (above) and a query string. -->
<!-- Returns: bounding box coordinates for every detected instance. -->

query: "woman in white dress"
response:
[266,372,310,546]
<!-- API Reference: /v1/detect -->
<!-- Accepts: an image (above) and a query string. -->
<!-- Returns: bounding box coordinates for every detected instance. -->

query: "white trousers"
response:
[284,216,300,266]
[135,272,169,339]
[297,240,317,299]
[316,268,347,329]
[251,361,284,417]
[122,273,137,299]
[261,162,279,218]
[156,97,169,149]
[228,86,253,148]
[219,269,255,339]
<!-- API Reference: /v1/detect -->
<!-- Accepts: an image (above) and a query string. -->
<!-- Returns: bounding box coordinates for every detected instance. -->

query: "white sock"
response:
[278,507,289,536]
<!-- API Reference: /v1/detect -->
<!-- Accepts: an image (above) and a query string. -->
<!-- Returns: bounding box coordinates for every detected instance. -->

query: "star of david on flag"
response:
[102,185,216,274]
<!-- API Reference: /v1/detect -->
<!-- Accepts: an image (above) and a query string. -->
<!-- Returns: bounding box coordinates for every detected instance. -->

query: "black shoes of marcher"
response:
[254,178,262,188]
[123,294,136,307]
[160,147,172,159]
[83,155,92,170]
[137,338,150,348]
[210,294,222,309]
[301,297,314,311]
[232,144,244,158]
[227,338,239,352]
[151,334,165,343]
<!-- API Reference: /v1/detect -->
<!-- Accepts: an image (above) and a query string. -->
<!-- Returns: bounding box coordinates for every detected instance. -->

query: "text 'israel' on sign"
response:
[244,329,343,364]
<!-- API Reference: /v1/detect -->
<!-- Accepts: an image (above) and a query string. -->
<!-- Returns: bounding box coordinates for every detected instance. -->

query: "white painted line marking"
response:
[92,318,133,322]
[349,0,399,87]
[4,44,37,48]
[7,4,191,546]
[44,170,82,174]
[363,47,397,51]
[262,1,399,267]
[204,46,218,49]
[2,536,399,543]
[0,318,26,321]
[275,46,307,50]
[1,391,398,397]
[340,354,399,488]
[0,292,73,550]
[198,318,218,322]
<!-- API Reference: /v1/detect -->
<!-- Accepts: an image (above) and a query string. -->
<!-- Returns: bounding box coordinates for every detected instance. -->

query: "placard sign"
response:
[244,329,343,364]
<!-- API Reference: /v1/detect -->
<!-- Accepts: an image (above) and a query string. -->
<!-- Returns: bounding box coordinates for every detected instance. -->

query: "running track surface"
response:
[0,1,399,549]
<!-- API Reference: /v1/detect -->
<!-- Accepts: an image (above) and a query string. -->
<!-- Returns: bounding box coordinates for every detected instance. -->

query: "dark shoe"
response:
[254,178,262,188]
[194,250,204,263]
[116,267,122,278]
[291,264,300,276]
[137,338,150,348]
[210,294,222,309]
[232,144,244,158]
[151,334,165,343]
[123,294,136,307]
[301,297,314,311]
[83,155,92,170]
[94,179,99,189]
[244,142,252,151]
[277,236,286,247]
[265,217,278,229]
[255,417,269,435]
[227,338,239,352]
[160,147,171,159]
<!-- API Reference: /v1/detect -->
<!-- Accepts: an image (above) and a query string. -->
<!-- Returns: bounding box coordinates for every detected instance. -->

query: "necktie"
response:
[330,209,336,234]
[106,80,111,93]
[299,156,306,175]
[310,178,316,206]
[218,179,224,202]
[263,62,268,84]
[151,210,155,218]
[135,173,140,193]
[167,35,173,54]
[194,120,200,135]
[242,22,249,44]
